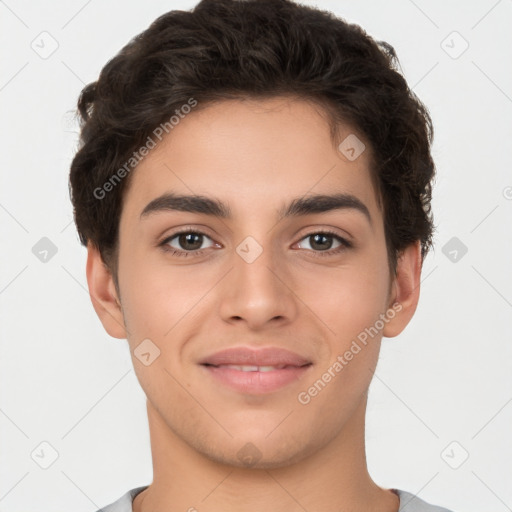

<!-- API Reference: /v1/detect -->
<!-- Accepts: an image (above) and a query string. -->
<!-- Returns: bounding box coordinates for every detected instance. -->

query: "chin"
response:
[194,431,318,470]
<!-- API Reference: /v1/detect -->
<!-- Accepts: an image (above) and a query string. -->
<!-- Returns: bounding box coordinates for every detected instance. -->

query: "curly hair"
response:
[69,0,435,288]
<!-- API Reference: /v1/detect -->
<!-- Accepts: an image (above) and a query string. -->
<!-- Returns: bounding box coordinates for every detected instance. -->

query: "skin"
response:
[87,96,421,512]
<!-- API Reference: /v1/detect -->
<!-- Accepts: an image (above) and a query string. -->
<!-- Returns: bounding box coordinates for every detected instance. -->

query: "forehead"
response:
[121,97,379,222]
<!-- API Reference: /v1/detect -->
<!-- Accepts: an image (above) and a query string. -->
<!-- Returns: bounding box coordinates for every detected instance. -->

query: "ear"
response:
[382,241,422,338]
[85,242,127,339]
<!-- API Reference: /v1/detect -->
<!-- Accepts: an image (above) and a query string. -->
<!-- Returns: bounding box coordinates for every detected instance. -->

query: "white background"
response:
[1,1,511,511]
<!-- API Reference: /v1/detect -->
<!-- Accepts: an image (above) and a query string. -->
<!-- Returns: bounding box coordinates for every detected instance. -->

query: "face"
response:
[89,96,419,469]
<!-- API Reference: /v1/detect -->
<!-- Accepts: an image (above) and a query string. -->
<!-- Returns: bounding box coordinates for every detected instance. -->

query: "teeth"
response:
[259,366,278,372]
[222,364,283,372]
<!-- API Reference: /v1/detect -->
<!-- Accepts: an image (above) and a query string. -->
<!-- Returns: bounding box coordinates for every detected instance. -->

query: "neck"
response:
[133,396,399,512]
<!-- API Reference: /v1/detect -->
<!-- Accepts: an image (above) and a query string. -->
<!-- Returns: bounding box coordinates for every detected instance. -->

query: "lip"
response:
[200,347,311,367]
[199,346,312,394]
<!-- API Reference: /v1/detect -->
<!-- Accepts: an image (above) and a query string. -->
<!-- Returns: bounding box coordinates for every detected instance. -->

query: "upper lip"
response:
[200,347,312,367]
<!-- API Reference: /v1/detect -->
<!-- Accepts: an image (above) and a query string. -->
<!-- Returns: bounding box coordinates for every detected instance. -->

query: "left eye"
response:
[296,232,348,252]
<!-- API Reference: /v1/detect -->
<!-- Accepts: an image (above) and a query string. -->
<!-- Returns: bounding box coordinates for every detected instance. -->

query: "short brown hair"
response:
[69,0,435,287]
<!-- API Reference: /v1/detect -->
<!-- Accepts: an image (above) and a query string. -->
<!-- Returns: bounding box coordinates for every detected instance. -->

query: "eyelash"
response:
[158,228,353,258]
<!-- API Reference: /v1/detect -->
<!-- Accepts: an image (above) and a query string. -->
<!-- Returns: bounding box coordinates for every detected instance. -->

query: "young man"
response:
[69,1,453,510]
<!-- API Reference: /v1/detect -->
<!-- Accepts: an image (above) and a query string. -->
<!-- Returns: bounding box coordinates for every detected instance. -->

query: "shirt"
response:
[96,485,455,511]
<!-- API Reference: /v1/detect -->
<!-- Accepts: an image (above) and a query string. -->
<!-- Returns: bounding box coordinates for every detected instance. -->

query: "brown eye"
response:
[176,232,204,251]
[160,230,215,256]
[296,231,352,256]
[308,233,335,251]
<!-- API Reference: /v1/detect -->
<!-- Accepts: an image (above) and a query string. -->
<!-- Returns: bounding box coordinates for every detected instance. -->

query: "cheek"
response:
[294,259,390,418]
[296,255,390,346]
[118,254,219,363]
[119,242,189,323]
[117,264,199,401]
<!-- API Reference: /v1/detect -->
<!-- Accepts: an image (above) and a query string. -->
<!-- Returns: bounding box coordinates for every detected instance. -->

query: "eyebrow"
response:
[139,192,372,224]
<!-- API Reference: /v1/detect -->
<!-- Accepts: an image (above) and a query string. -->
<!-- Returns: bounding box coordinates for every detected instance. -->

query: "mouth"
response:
[199,347,313,394]
[203,364,306,372]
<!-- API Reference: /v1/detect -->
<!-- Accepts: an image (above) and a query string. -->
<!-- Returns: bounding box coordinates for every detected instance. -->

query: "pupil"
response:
[311,234,332,251]
[180,233,202,250]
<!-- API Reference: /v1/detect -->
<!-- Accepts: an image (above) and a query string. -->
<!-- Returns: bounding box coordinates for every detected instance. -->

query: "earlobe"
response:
[85,242,127,339]
[383,241,422,338]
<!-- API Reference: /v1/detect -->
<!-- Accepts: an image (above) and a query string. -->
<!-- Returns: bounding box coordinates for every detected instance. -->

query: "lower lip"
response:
[201,365,312,394]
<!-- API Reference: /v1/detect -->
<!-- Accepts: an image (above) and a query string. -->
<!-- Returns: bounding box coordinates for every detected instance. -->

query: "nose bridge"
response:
[219,234,296,327]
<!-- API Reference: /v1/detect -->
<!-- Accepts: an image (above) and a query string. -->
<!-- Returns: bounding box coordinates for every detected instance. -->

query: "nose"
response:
[218,238,299,330]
